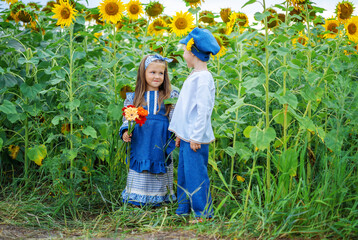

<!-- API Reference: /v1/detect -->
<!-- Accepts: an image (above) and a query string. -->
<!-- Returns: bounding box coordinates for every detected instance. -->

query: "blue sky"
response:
[0,0,353,23]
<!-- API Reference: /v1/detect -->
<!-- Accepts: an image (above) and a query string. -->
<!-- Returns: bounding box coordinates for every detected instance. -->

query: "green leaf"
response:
[243,126,254,138]
[242,0,256,9]
[84,62,97,69]
[27,145,47,166]
[108,103,124,121]
[0,138,3,150]
[224,147,236,157]
[75,16,86,25]
[164,98,178,105]
[82,126,97,138]
[0,100,17,114]
[49,78,65,85]
[250,127,276,151]
[225,97,245,114]
[51,115,64,125]
[20,83,42,99]
[234,142,252,161]
[272,109,292,126]
[254,11,271,21]
[274,89,298,109]
[0,73,19,88]
[66,99,81,111]
[276,47,289,56]
[96,146,109,161]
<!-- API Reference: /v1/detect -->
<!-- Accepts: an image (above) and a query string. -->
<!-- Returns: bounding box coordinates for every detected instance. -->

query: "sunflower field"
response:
[0,0,357,238]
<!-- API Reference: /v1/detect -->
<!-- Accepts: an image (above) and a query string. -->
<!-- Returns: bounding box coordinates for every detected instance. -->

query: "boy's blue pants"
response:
[175,140,213,218]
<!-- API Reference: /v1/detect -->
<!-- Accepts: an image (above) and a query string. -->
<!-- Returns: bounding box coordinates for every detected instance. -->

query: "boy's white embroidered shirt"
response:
[169,71,215,144]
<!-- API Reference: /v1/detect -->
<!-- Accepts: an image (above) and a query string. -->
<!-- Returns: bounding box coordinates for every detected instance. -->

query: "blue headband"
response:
[144,54,173,69]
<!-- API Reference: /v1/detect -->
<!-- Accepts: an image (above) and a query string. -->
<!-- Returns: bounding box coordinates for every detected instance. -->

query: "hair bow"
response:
[144,54,173,69]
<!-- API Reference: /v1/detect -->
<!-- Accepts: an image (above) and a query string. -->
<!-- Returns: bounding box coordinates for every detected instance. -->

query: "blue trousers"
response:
[176,141,213,218]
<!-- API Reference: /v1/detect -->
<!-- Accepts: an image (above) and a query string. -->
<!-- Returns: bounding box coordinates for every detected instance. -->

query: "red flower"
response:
[122,105,136,116]
[135,116,147,127]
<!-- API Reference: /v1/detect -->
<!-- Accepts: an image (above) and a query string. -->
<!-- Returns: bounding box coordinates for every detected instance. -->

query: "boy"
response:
[169,27,220,222]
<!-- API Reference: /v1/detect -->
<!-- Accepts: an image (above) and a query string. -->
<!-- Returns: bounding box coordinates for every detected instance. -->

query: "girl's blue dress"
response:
[119,90,178,206]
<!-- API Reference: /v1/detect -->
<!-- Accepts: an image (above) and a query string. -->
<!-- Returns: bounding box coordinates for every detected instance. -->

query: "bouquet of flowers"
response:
[122,105,148,164]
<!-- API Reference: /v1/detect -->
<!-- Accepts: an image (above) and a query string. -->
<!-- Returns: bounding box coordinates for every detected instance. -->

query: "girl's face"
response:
[145,62,166,91]
[183,46,194,68]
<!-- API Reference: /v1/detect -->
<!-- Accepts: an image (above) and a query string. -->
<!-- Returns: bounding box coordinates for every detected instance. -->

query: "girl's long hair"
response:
[133,55,172,115]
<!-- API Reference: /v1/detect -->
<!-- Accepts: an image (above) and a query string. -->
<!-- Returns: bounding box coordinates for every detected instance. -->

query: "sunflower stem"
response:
[69,24,74,180]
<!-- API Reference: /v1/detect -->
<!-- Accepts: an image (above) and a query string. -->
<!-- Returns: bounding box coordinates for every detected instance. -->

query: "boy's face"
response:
[183,45,195,68]
[145,62,165,91]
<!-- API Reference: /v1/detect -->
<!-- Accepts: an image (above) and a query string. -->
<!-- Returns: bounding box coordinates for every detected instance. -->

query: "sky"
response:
[0,0,356,24]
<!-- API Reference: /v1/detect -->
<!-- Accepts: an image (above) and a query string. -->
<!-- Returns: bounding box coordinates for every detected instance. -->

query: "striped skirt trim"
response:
[122,163,176,205]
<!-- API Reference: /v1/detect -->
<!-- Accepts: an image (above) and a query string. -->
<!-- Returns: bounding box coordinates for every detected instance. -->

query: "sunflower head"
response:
[212,35,227,59]
[169,11,195,37]
[17,10,34,23]
[27,2,40,10]
[162,15,172,25]
[52,0,78,27]
[292,31,308,47]
[200,10,214,24]
[345,16,358,42]
[148,18,167,36]
[336,1,355,23]
[10,2,25,15]
[323,18,339,38]
[278,13,286,23]
[183,0,204,8]
[145,1,164,19]
[288,0,309,10]
[99,0,125,24]
[126,0,143,20]
[42,1,55,13]
[236,12,249,28]
[220,8,231,23]
[289,7,304,22]
[5,0,18,4]
[8,145,20,160]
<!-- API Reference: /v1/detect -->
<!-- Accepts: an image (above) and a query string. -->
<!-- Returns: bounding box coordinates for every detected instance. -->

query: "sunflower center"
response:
[328,23,338,33]
[339,4,353,19]
[348,23,357,35]
[298,37,306,45]
[238,16,247,27]
[154,21,164,30]
[18,11,32,23]
[105,2,119,16]
[175,17,187,30]
[60,7,71,19]
[129,4,139,14]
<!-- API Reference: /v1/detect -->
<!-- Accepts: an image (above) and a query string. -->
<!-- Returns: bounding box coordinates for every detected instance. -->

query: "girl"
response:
[120,54,178,207]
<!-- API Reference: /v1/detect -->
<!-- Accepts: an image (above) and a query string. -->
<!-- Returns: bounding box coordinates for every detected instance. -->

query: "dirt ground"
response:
[0,224,219,239]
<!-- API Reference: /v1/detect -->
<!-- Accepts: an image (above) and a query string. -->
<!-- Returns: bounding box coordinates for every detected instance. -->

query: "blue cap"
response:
[179,27,220,62]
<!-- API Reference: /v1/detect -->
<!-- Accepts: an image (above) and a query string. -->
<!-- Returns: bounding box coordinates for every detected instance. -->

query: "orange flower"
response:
[137,106,148,117]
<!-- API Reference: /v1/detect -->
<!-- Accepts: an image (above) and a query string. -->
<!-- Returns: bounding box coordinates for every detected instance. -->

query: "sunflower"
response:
[186,38,195,51]
[225,12,236,35]
[345,16,358,42]
[98,0,125,24]
[42,1,56,13]
[220,8,231,23]
[344,42,358,55]
[200,10,214,24]
[323,18,339,38]
[292,31,308,47]
[52,0,78,27]
[5,0,18,4]
[263,8,278,28]
[183,0,204,8]
[278,13,286,23]
[169,11,195,37]
[10,2,25,22]
[17,10,33,23]
[212,35,227,59]
[148,18,167,36]
[28,2,40,10]
[336,1,355,23]
[145,1,164,19]
[289,7,305,22]
[8,145,20,160]
[126,0,143,20]
[236,12,249,29]
[288,0,309,10]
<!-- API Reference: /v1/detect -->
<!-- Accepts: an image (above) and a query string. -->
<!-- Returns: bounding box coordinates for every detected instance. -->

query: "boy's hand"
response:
[175,138,181,148]
[123,130,132,142]
[190,141,201,152]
